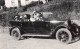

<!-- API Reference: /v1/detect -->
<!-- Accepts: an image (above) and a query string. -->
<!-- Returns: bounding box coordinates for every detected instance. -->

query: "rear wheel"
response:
[56,28,72,44]
[11,28,21,40]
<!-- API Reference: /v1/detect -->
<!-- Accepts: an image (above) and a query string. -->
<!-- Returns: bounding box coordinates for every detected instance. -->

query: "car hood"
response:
[49,20,65,24]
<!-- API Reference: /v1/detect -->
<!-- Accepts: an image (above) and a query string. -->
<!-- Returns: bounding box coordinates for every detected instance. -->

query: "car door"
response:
[41,21,51,35]
[22,21,35,33]
[34,21,51,35]
[33,21,42,34]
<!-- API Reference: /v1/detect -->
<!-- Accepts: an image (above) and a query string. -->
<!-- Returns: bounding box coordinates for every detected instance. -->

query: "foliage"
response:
[0,0,5,6]
[1,0,80,26]
[27,1,80,20]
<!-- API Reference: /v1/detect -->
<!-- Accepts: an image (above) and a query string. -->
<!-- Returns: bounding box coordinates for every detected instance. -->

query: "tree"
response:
[18,0,21,8]
[0,0,5,6]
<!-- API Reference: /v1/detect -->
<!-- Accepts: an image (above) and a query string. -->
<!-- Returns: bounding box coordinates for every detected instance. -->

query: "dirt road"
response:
[0,27,80,49]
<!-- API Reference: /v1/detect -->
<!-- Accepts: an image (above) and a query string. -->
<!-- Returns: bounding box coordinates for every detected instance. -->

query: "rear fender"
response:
[10,26,23,36]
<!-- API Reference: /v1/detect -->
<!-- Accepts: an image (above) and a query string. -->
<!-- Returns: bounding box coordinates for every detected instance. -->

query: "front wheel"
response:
[56,28,72,44]
[11,28,21,40]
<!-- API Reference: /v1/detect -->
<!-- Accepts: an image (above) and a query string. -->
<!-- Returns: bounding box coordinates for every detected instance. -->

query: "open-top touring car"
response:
[9,12,80,44]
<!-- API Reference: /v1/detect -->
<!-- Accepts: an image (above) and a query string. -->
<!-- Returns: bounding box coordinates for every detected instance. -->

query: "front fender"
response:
[54,24,69,32]
[56,23,80,36]
[51,24,69,37]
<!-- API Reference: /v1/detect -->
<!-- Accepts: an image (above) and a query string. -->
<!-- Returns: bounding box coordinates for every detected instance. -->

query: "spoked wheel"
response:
[11,28,21,40]
[56,28,72,44]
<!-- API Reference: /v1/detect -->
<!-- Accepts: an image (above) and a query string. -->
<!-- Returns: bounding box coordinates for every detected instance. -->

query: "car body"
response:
[9,12,80,44]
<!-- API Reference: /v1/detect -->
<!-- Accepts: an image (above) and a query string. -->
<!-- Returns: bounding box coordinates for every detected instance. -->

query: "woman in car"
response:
[30,11,43,22]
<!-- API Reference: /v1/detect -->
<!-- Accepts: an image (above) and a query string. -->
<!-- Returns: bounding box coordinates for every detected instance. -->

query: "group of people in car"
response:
[30,11,43,22]
[14,11,43,22]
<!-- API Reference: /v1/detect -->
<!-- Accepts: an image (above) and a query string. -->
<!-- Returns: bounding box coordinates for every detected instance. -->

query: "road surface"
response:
[0,27,80,49]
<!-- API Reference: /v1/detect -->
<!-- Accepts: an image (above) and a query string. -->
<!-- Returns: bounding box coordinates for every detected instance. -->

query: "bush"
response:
[0,8,20,26]
[27,1,80,20]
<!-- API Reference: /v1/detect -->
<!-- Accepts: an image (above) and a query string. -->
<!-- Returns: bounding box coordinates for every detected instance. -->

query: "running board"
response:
[21,34,50,37]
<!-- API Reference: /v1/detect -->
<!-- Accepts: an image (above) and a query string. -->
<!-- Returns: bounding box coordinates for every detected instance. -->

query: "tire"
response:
[56,28,72,44]
[11,28,21,40]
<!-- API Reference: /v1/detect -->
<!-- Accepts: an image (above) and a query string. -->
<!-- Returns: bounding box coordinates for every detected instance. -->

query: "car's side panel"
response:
[22,21,35,33]
[41,21,51,35]
[9,20,66,36]
[50,21,65,30]
[33,21,51,35]
[33,21,42,34]
[49,21,66,35]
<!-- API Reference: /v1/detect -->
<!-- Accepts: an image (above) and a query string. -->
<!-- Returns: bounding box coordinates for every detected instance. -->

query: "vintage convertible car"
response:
[9,13,80,44]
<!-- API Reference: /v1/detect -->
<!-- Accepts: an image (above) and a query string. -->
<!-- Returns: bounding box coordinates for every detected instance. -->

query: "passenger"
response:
[30,11,43,22]
[34,12,44,21]
[37,13,44,21]
[24,14,30,21]
[14,16,18,21]
[30,11,36,22]
[34,12,40,21]
[14,15,19,21]
[19,15,23,21]
[23,15,27,21]
[30,15,36,22]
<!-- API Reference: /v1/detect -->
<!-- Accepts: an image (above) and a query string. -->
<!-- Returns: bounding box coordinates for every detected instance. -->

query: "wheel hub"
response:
[59,31,69,42]
[13,31,19,38]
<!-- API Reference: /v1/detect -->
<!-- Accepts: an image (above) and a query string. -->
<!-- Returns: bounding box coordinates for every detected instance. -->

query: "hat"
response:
[15,16,18,18]
[33,11,36,13]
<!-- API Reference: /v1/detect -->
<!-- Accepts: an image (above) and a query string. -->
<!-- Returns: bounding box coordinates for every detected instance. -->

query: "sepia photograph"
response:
[0,0,80,49]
